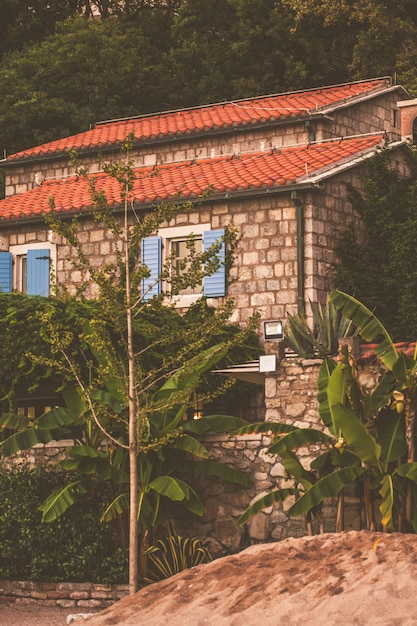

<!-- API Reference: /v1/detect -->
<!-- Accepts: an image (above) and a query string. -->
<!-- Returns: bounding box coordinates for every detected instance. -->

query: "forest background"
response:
[1,0,417,158]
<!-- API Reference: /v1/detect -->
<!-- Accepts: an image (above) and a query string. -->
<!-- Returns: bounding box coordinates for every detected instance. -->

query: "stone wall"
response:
[0,580,128,609]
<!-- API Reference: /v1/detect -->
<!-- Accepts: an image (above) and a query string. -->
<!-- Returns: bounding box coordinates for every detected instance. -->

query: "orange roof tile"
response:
[0,135,385,221]
[8,78,392,162]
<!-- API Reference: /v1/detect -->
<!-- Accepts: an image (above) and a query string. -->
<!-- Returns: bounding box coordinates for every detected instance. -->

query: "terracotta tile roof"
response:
[358,341,417,364]
[7,78,392,162]
[0,134,385,221]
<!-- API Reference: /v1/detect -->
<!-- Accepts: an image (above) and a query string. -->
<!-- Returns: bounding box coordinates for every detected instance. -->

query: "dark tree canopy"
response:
[333,146,417,342]
[2,1,417,156]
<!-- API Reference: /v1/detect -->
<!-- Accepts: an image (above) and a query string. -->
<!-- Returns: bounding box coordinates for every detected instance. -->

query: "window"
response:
[171,235,203,295]
[141,225,226,305]
[0,242,55,296]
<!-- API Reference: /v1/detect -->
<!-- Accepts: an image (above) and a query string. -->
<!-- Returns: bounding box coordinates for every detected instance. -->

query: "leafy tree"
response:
[0,15,173,154]
[333,146,417,341]
[0,141,259,592]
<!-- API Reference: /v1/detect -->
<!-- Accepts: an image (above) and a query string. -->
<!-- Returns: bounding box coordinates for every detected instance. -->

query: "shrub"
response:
[0,463,128,583]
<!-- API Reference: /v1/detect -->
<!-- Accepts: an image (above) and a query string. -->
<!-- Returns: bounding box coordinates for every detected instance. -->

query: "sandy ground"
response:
[82,531,417,626]
[3,531,417,625]
[0,600,98,625]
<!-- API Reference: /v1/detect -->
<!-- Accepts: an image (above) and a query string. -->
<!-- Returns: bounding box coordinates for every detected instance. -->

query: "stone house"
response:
[1,76,417,546]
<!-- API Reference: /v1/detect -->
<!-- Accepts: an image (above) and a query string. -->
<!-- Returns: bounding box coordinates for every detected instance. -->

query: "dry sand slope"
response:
[85,531,417,626]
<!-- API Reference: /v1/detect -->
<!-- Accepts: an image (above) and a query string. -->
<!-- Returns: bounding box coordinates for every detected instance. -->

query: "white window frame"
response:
[9,241,56,294]
[159,223,210,308]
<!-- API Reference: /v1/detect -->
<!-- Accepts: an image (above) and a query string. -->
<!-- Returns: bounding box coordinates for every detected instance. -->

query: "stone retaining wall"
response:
[0,580,128,609]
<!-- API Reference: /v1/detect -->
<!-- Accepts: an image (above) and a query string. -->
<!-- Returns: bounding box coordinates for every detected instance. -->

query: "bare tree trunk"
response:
[336,490,344,532]
[124,187,139,595]
[405,400,415,528]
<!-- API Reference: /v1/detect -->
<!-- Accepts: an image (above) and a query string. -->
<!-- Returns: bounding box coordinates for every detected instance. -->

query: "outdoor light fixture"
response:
[263,320,284,341]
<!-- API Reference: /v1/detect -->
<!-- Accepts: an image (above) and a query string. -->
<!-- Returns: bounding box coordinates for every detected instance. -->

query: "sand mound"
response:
[85,531,417,626]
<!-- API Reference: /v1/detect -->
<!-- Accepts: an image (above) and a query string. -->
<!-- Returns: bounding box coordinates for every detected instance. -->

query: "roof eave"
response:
[1,114,327,167]
[0,181,318,226]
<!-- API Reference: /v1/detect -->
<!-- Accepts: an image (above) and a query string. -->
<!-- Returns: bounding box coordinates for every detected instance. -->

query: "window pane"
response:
[171,237,202,295]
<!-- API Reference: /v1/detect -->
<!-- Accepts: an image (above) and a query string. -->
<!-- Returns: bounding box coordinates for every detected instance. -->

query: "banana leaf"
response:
[280,450,314,489]
[269,428,333,455]
[168,434,210,458]
[39,480,88,522]
[233,422,298,436]
[100,493,129,522]
[288,466,364,518]
[0,412,31,429]
[317,358,337,432]
[379,473,394,529]
[183,414,249,434]
[149,476,204,516]
[1,425,71,456]
[172,458,252,486]
[237,488,299,525]
[329,290,399,371]
[328,362,381,467]
[377,410,406,465]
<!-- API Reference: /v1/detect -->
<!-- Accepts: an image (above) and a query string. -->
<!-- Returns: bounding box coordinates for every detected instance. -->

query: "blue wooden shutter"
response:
[0,252,12,293]
[203,229,226,297]
[26,248,50,296]
[141,236,162,301]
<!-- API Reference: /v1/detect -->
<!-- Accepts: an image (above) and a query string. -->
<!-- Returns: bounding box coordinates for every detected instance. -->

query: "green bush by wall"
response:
[0,463,128,583]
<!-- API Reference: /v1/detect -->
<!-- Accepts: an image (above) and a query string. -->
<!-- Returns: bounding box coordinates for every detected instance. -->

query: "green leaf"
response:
[0,412,30,430]
[280,450,314,489]
[327,362,381,466]
[394,462,417,483]
[377,410,406,465]
[38,406,79,429]
[1,426,70,456]
[39,480,88,522]
[156,343,227,398]
[183,414,249,434]
[61,384,86,417]
[187,459,252,486]
[329,291,399,371]
[269,428,332,454]
[169,434,210,458]
[149,475,189,501]
[237,489,299,525]
[288,467,364,517]
[317,358,337,432]
[100,493,129,522]
[379,474,394,530]
[233,422,298,436]
[332,402,381,466]
[90,389,123,413]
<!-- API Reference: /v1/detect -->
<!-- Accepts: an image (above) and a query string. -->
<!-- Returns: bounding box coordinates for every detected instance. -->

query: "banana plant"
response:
[237,290,417,533]
[1,343,251,537]
[329,290,417,530]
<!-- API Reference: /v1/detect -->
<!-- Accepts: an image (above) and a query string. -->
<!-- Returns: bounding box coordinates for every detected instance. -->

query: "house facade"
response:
[1,77,415,327]
[1,77,417,545]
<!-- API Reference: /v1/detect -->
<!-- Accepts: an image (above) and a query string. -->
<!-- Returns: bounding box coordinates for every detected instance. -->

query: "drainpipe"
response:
[291,191,305,316]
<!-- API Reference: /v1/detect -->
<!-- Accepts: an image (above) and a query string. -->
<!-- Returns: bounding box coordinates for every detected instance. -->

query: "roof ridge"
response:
[95,77,392,127]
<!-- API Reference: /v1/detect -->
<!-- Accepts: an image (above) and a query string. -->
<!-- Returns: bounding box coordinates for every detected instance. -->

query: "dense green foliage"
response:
[1,0,417,155]
[333,147,417,341]
[0,292,259,415]
[0,463,128,583]
[283,295,356,357]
